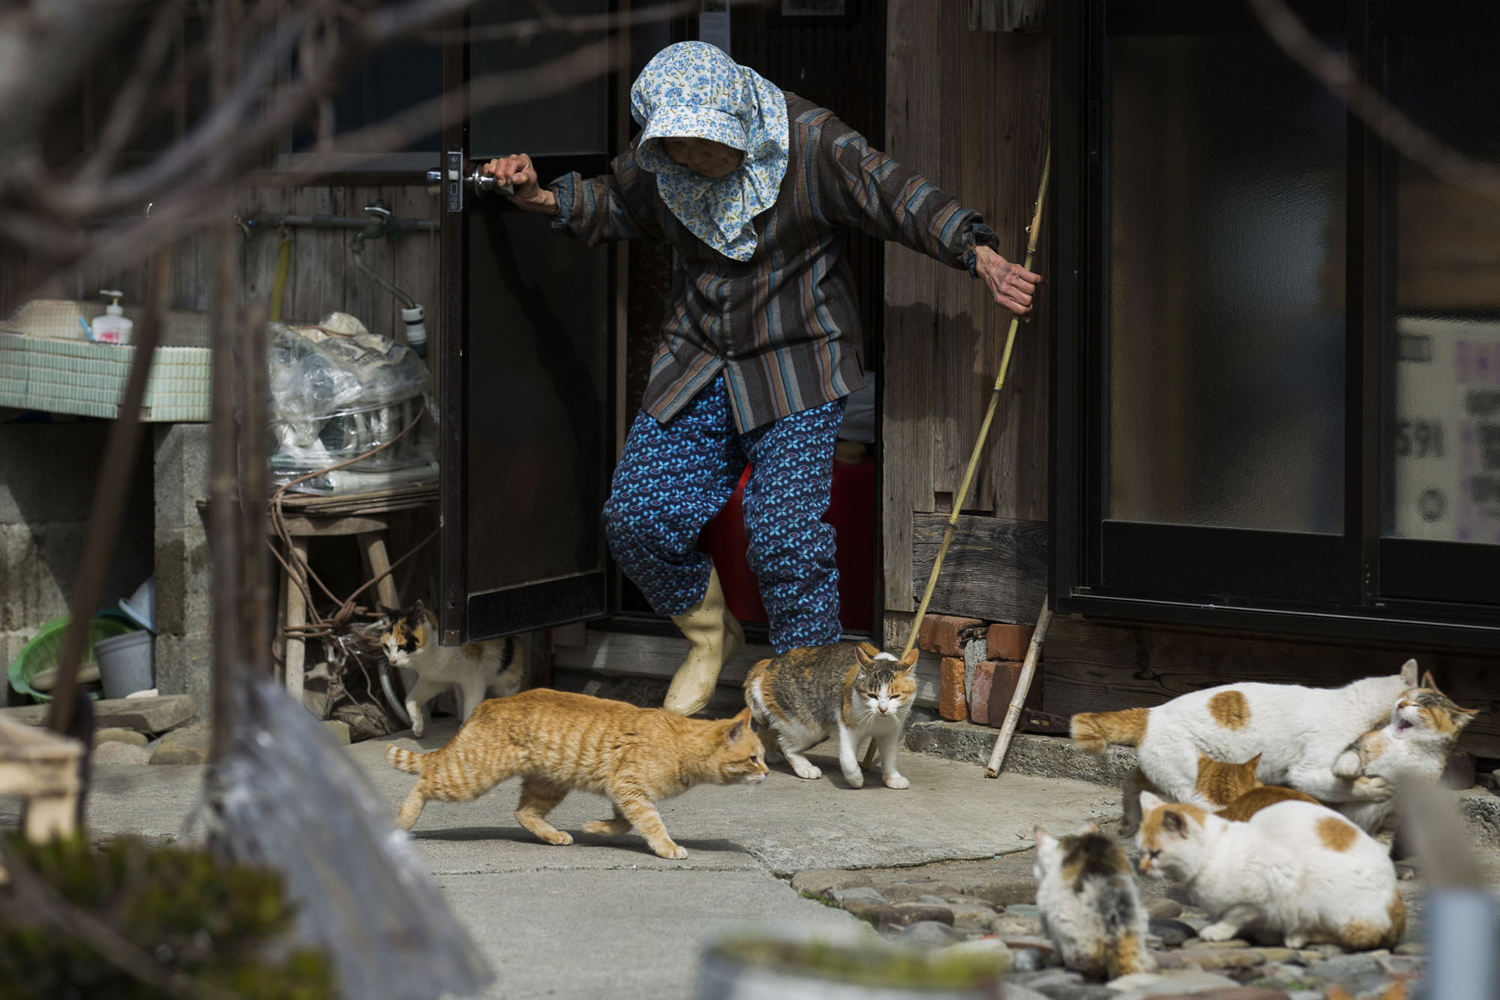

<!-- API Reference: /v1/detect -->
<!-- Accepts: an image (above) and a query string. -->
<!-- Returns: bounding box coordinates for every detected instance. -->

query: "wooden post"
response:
[984,602,1052,778]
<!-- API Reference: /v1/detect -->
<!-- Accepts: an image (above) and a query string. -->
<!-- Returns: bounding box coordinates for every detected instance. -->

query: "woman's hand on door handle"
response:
[483,154,557,215]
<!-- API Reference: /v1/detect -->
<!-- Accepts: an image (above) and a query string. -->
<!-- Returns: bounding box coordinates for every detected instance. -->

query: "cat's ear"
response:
[1033,825,1054,848]
[1400,659,1419,687]
[1454,704,1481,727]
[1161,809,1188,837]
[1078,822,1099,836]
[378,605,400,620]
[412,599,426,615]
[1421,669,1438,691]
[898,648,920,670]
[725,708,753,744]
[857,641,881,658]
[1246,752,1263,770]
[1138,790,1165,815]
[854,644,876,667]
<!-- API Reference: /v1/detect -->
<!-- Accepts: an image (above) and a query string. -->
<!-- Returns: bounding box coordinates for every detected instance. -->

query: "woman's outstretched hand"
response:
[974,246,1044,319]
[482,154,557,215]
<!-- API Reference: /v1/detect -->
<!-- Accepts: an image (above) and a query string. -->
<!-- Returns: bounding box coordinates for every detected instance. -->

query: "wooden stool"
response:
[0,716,85,881]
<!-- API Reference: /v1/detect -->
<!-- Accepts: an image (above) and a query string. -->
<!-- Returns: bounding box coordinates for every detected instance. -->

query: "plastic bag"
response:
[268,312,437,494]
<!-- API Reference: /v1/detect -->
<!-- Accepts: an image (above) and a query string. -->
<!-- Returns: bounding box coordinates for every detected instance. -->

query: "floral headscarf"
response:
[631,42,789,262]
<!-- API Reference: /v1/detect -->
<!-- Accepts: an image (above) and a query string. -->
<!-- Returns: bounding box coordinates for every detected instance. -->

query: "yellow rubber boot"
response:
[663,565,745,716]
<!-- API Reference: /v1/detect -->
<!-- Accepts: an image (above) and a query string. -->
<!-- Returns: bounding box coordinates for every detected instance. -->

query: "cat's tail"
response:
[1070,707,1150,754]
[387,743,427,775]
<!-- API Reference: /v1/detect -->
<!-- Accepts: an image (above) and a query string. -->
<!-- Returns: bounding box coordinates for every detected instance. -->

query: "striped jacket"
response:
[550,94,998,432]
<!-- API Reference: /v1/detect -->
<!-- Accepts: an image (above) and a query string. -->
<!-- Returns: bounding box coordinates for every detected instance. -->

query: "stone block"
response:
[965,879,1036,907]
[986,660,1043,725]
[153,424,211,534]
[152,632,212,716]
[153,526,211,636]
[1,693,196,733]
[150,719,210,765]
[323,719,352,745]
[938,657,967,722]
[94,727,148,746]
[93,741,152,765]
[917,615,984,658]
[969,661,995,726]
[985,622,1034,662]
[0,423,112,526]
[790,869,871,895]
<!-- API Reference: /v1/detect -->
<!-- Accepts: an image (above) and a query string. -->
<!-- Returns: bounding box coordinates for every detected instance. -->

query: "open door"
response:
[436,1,615,645]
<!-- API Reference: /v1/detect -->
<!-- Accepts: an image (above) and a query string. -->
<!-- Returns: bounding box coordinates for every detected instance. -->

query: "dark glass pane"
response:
[1106,34,1346,533]
[469,0,609,159]
[1385,36,1500,547]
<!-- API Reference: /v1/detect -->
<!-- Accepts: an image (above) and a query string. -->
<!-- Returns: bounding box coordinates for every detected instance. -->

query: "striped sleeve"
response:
[816,115,998,271]
[550,142,663,245]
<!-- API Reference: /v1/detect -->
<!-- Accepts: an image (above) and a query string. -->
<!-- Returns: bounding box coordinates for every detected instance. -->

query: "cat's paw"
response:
[653,842,688,860]
[791,762,823,780]
[842,769,865,789]
[540,830,574,846]
[1332,751,1362,779]
[583,819,631,836]
[1198,921,1239,943]
[1283,933,1309,949]
[1354,775,1395,801]
[883,773,911,790]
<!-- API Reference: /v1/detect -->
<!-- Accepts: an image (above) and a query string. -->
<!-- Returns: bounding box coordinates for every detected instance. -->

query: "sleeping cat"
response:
[387,689,767,858]
[1034,823,1152,980]
[1072,659,1420,834]
[1196,753,1321,822]
[1332,671,1479,834]
[743,641,918,790]
[1137,791,1404,950]
[379,601,525,738]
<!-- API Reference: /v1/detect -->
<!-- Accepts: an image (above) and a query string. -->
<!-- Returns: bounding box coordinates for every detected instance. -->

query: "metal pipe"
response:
[350,199,418,311]
[238,213,439,233]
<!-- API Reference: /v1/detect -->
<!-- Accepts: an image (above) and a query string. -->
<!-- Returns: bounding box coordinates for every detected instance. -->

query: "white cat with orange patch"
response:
[1073,660,1420,834]
[1137,792,1404,950]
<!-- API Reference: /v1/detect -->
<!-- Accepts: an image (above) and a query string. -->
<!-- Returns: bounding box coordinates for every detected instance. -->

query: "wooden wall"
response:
[881,1,1050,630]
[2,182,441,347]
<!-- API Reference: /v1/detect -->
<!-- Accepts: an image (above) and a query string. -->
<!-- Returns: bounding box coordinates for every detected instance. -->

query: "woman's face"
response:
[663,137,744,178]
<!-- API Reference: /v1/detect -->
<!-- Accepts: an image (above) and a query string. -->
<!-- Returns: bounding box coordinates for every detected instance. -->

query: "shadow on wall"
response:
[0,419,156,701]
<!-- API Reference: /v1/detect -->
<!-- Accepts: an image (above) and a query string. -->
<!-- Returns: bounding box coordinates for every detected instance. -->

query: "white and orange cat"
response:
[744,641,918,790]
[1137,791,1404,950]
[1332,671,1479,833]
[387,689,767,859]
[1072,659,1421,834]
[1034,823,1152,980]
[379,601,525,737]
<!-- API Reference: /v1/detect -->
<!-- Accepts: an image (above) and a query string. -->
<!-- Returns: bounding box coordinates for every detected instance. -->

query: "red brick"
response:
[985,660,1043,728]
[938,657,968,722]
[985,623,1035,663]
[918,615,985,658]
[969,662,996,725]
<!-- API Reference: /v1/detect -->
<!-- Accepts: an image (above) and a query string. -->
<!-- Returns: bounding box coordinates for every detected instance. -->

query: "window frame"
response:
[1051,0,1500,652]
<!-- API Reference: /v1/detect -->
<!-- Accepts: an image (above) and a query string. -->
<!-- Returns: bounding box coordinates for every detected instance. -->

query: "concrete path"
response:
[6,725,1121,1000]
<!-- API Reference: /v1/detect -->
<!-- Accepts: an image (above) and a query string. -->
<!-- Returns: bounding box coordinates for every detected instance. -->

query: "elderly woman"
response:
[486,42,1041,716]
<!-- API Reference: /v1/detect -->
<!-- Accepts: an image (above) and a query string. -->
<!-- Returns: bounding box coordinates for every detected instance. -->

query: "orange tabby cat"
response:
[1195,753,1321,822]
[386,689,768,859]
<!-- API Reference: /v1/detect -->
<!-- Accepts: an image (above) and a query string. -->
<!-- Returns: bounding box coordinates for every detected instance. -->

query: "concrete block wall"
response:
[152,424,212,713]
[0,420,155,705]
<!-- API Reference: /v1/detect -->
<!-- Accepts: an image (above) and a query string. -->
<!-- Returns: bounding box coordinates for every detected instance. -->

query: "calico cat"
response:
[379,601,525,738]
[1033,823,1152,980]
[1137,791,1404,950]
[1196,753,1322,822]
[743,641,918,790]
[387,690,767,858]
[1331,671,1479,834]
[1072,659,1420,835]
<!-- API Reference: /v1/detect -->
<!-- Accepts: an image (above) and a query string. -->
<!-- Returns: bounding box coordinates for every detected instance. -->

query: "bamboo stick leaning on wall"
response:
[863,148,1053,774]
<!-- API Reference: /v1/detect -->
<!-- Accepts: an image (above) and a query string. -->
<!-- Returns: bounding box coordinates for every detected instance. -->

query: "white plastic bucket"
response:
[95,630,154,699]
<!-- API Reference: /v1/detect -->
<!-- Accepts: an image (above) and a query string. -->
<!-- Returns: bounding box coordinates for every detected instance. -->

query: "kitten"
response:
[387,690,767,859]
[1331,671,1479,834]
[1137,791,1405,950]
[379,600,525,738]
[1033,823,1152,980]
[743,641,918,790]
[1071,659,1420,835]
[1196,753,1322,822]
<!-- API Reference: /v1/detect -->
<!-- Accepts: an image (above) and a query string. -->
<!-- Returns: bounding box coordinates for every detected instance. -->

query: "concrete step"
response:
[0,694,196,735]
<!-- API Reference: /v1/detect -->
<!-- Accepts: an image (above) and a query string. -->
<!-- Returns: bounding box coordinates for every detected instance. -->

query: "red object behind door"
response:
[699,452,875,633]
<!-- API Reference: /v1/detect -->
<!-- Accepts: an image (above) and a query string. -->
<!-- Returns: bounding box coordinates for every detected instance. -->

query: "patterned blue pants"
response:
[602,374,845,653]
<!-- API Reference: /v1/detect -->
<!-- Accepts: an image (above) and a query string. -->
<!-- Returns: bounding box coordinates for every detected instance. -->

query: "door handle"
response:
[425,167,515,198]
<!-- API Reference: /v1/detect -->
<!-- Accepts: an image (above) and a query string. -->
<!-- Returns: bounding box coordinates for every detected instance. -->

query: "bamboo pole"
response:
[984,601,1051,777]
[861,148,1052,772]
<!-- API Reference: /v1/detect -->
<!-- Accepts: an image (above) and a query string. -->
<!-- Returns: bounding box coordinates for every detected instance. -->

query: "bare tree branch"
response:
[1249,0,1500,204]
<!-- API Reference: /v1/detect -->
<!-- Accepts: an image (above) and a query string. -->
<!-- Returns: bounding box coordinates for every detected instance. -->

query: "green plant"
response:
[0,834,334,1000]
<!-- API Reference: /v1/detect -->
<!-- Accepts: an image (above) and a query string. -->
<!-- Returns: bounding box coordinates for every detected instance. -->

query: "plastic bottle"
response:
[92,290,134,345]
[401,305,427,358]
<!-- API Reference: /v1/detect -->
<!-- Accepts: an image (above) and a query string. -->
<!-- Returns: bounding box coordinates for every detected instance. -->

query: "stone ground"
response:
[5,712,1497,999]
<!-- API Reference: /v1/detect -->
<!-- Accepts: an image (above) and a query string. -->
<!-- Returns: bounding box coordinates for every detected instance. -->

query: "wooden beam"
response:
[911,513,1047,624]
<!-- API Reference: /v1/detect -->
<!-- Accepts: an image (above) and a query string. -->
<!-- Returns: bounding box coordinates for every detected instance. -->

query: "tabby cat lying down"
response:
[387,689,768,859]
